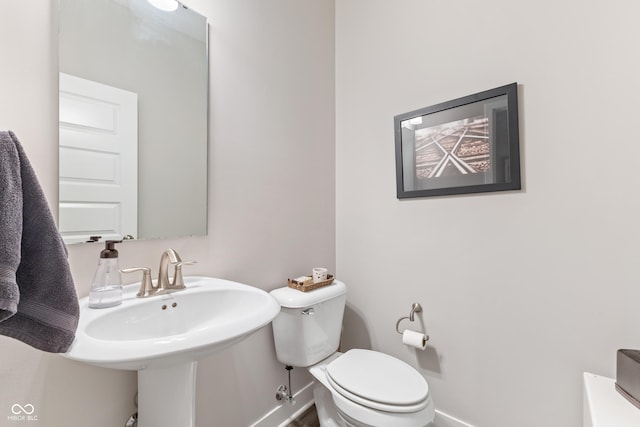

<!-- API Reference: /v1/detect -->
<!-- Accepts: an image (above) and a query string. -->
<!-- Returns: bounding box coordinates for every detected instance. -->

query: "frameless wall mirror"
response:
[58,0,208,244]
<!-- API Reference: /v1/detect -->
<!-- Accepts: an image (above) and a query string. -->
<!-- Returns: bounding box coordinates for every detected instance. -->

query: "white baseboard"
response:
[250,381,315,427]
[434,409,475,427]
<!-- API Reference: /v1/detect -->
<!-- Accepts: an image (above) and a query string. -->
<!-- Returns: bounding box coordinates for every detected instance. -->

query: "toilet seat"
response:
[326,349,429,413]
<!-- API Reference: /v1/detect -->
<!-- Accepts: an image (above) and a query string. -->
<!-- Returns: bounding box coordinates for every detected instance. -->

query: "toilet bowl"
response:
[309,351,435,427]
[270,280,435,427]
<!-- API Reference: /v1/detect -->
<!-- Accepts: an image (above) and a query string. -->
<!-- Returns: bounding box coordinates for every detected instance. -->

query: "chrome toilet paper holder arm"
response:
[395,302,424,335]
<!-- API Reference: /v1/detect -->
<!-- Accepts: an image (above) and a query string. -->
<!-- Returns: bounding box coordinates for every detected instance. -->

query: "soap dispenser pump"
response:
[89,240,123,308]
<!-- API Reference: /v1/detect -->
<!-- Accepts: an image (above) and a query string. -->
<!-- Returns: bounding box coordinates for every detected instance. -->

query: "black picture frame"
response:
[394,83,520,199]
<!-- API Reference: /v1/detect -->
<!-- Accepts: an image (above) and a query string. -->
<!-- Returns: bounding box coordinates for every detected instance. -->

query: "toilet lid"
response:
[326,349,429,410]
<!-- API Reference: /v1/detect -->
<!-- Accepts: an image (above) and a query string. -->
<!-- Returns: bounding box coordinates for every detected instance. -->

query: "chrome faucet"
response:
[121,248,196,298]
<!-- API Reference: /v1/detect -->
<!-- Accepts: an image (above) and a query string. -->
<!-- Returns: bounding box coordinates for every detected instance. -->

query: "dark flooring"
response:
[287,404,320,427]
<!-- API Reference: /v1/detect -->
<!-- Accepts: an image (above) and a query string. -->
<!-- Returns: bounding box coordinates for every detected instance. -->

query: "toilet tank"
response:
[270,280,347,367]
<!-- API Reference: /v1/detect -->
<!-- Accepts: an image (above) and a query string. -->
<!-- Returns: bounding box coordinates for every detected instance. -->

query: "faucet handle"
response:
[121,267,153,298]
[172,260,196,289]
[175,260,197,268]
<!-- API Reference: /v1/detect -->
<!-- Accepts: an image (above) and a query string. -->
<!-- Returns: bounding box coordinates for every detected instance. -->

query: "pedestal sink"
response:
[64,276,281,427]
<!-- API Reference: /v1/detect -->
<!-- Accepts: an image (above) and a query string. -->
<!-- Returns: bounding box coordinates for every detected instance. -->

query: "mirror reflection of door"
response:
[59,0,208,243]
[59,73,138,244]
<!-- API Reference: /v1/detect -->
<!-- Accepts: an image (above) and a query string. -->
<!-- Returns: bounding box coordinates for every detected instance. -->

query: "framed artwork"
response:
[394,83,520,198]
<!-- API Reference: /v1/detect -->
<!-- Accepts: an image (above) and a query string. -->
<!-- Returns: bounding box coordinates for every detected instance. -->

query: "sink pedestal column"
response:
[138,361,198,427]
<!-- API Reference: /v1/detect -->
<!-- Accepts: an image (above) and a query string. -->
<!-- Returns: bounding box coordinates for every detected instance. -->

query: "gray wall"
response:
[336,1,640,426]
[0,1,334,426]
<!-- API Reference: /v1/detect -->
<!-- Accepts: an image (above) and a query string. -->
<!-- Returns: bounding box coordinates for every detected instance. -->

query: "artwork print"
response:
[394,83,520,198]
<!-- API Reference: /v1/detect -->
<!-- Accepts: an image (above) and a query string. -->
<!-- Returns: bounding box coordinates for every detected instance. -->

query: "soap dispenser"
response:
[89,240,123,308]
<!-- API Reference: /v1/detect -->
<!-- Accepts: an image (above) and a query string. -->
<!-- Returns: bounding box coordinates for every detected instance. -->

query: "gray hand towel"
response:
[0,130,79,353]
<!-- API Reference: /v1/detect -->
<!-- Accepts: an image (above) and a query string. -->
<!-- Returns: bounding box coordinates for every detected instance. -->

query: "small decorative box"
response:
[616,349,640,409]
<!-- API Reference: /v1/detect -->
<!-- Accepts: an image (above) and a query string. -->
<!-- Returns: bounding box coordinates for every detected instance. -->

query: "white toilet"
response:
[270,280,435,427]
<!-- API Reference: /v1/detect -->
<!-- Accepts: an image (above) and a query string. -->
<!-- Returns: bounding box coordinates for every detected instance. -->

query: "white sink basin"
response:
[64,276,281,427]
[65,276,281,370]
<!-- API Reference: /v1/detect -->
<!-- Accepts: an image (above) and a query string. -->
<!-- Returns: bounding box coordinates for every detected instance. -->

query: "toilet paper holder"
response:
[395,302,426,335]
